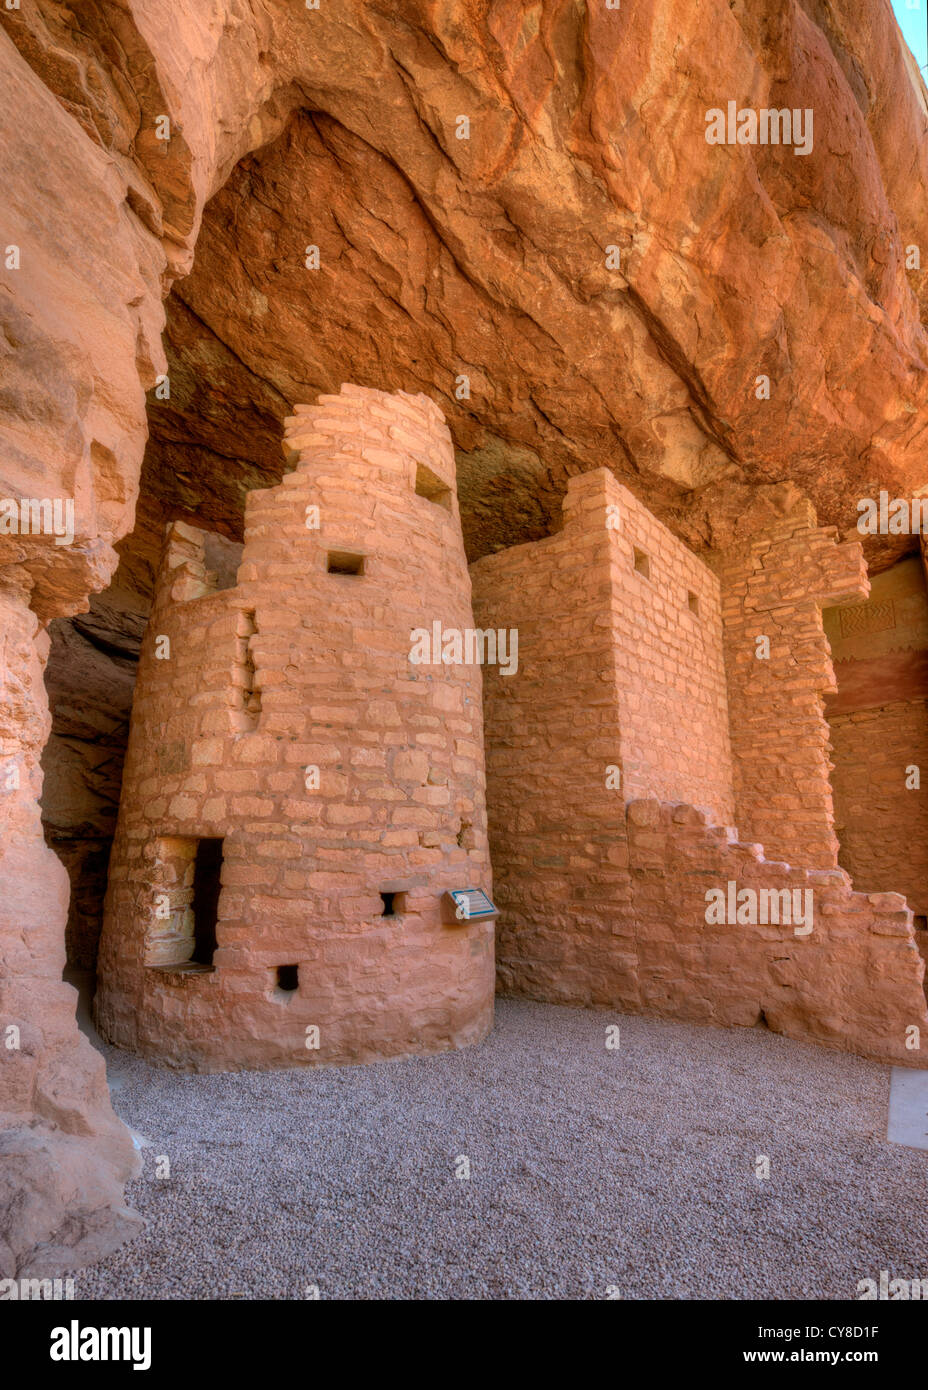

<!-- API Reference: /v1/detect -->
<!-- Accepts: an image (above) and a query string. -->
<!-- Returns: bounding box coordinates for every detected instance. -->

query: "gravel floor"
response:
[74,999,928,1300]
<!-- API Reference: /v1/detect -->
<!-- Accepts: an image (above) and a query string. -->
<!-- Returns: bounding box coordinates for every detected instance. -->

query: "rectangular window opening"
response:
[327,550,365,576]
[415,462,453,513]
[687,590,700,615]
[236,610,261,725]
[633,547,650,579]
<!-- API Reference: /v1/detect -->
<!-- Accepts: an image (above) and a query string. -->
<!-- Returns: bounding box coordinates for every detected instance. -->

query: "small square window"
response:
[276,964,299,992]
[687,591,700,615]
[327,550,365,576]
[633,548,650,579]
[379,890,407,917]
[415,462,452,512]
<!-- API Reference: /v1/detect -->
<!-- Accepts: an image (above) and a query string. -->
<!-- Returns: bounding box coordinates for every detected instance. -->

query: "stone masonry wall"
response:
[472,475,928,1066]
[95,385,494,1070]
[603,478,734,822]
[470,468,733,1007]
[709,504,869,870]
[469,470,634,1006]
[470,467,731,1008]
[829,701,928,918]
[824,556,928,917]
[627,799,928,1066]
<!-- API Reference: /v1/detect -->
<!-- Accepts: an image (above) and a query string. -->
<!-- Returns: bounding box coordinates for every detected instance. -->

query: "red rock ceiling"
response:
[123,0,928,574]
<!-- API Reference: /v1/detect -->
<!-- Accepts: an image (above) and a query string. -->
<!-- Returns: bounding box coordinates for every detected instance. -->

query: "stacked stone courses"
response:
[472,475,928,1065]
[829,700,928,919]
[97,400,928,1072]
[824,555,928,921]
[96,385,494,1070]
[709,505,869,870]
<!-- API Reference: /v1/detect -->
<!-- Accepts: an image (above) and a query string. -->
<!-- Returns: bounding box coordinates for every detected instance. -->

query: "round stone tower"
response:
[95,385,494,1069]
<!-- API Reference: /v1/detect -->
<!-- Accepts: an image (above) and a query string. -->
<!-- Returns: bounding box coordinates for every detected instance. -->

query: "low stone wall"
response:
[496,796,928,1067]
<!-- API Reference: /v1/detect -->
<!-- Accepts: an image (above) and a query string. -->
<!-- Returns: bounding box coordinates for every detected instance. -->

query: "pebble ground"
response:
[74,999,928,1300]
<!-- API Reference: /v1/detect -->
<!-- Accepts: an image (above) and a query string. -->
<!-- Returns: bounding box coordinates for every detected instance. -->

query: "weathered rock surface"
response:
[2,0,928,1273]
[42,582,149,972]
[141,0,928,568]
[0,581,141,1278]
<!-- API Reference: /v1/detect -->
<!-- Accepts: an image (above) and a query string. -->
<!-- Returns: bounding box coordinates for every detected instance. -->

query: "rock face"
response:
[1,0,928,1272]
[0,580,141,1278]
[137,0,928,567]
[42,587,149,971]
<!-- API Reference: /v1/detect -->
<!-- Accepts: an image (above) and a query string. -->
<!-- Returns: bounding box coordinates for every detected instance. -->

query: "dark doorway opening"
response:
[192,837,223,965]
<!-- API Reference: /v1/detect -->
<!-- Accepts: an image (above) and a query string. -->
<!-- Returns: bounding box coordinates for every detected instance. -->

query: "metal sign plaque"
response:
[444,888,498,922]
